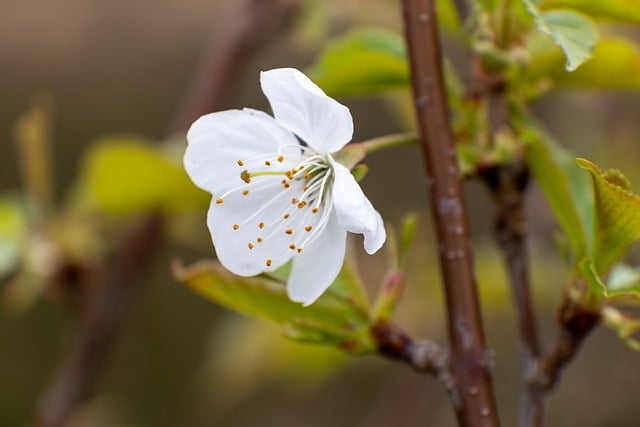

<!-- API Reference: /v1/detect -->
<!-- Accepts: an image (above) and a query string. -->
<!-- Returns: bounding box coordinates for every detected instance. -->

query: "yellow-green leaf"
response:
[80,136,208,214]
[0,197,26,279]
[540,0,640,24]
[577,158,640,273]
[308,28,409,97]
[173,260,374,351]
[527,36,640,90]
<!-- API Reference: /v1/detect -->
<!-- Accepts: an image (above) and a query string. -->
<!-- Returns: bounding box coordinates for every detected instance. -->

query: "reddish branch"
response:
[35,1,299,426]
[401,0,499,425]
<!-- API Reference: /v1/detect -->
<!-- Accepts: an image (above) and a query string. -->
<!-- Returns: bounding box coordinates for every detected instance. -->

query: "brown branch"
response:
[401,1,499,425]
[481,162,543,427]
[36,214,162,427]
[35,1,299,426]
[168,0,298,135]
[530,296,600,393]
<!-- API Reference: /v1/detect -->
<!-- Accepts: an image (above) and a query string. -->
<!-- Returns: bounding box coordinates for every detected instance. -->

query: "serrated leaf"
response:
[540,0,640,24]
[527,36,640,90]
[578,158,640,273]
[80,136,208,214]
[524,127,593,257]
[308,28,409,97]
[173,260,374,351]
[523,1,598,71]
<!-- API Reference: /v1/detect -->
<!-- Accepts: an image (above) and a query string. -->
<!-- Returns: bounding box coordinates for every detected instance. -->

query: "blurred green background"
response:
[1,0,640,426]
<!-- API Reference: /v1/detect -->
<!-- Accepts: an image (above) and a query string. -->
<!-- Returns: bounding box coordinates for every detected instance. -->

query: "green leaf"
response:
[173,260,374,352]
[527,36,640,90]
[80,136,208,214]
[0,197,27,279]
[540,0,640,24]
[524,127,593,258]
[308,28,409,97]
[578,158,640,273]
[523,1,598,71]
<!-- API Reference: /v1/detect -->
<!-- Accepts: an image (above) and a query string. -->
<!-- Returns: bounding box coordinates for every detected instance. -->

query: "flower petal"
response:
[260,68,353,154]
[287,212,347,306]
[184,108,298,194]
[330,158,386,254]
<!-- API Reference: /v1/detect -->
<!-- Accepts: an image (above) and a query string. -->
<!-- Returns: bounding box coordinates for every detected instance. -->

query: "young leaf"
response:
[523,0,598,71]
[524,127,593,257]
[540,0,640,25]
[173,260,374,352]
[308,28,409,97]
[578,159,640,273]
[80,136,208,214]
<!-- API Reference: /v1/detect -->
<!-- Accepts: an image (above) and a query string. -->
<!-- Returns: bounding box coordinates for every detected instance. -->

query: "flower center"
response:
[215,144,335,268]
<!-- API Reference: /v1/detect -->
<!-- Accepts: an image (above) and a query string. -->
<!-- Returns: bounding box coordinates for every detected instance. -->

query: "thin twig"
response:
[401,1,499,425]
[481,162,542,427]
[36,214,162,427]
[530,295,600,393]
[35,2,299,426]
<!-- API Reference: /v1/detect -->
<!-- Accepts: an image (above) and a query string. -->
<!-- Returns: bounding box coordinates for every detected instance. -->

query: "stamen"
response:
[257,237,263,243]
[216,198,224,204]
[305,225,312,232]
[259,222,264,229]
[242,190,250,196]
[283,213,290,219]
[237,160,244,166]
[289,244,296,250]
[266,259,272,267]
[233,224,240,230]
[297,248,302,253]
[312,207,319,213]
[277,155,284,162]
[285,229,293,235]
[248,243,254,250]
[297,201,307,209]
[241,170,251,183]
[265,160,271,166]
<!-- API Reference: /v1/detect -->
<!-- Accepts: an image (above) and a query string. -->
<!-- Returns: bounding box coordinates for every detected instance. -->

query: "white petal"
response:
[206,171,331,277]
[330,158,386,254]
[184,108,299,194]
[260,68,353,154]
[287,212,347,306]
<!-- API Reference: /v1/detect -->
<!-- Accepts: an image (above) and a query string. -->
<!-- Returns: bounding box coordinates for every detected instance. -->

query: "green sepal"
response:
[173,260,374,353]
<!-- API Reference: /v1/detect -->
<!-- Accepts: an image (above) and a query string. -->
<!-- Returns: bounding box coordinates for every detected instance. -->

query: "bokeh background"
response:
[1,0,640,426]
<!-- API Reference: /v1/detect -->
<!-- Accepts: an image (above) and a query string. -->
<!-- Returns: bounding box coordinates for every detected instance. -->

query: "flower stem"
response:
[361,132,417,154]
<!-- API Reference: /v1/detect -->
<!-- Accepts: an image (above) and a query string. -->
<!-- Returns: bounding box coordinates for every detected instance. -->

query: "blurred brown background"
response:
[1,1,640,426]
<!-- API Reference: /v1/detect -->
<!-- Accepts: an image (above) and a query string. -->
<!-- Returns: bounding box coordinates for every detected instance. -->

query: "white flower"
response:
[184,68,385,305]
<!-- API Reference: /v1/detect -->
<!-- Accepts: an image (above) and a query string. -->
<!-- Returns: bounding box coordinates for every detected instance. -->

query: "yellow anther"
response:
[257,237,263,243]
[233,224,240,230]
[284,213,290,219]
[266,259,272,267]
[303,173,310,179]
[291,198,298,204]
[297,201,307,209]
[297,248,302,253]
[237,160,244,166]
[285,229,293,235]
[259,222,265,229]
[248,243,254,250]
[277,155,284,162]
[265,160,271,166]
[289,244,296,250]
[312,207,319,213]
[242,189,250,196]
[305,225,312,232]
[216,198,224,204]
[240,170,251,183]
